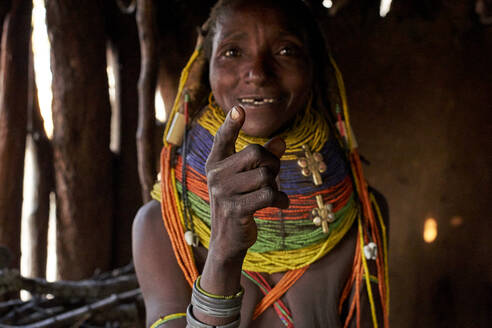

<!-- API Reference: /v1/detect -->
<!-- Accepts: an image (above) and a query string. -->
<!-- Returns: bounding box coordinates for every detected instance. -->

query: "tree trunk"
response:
[26,44,53,278]
[104,1,142,267]
[45,0,113,279]
[0,0,31,270]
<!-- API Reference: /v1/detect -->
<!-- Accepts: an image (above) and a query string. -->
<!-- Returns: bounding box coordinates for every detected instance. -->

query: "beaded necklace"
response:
[152,99,357,326]
[153,43,389,328]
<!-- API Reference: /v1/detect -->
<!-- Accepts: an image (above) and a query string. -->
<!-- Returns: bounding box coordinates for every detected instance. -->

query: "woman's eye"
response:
[278,46,298,56]
[223,48,240,57]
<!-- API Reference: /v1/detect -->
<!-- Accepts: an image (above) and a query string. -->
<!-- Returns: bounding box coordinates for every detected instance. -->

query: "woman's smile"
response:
[237,96,278,106]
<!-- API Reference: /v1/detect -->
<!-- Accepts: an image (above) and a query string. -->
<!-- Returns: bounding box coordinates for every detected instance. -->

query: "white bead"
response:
[184,231,195,246]
[363,242,378,260]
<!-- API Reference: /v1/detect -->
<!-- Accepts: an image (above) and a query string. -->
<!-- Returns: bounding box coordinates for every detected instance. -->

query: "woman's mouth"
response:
[238,97,278,106]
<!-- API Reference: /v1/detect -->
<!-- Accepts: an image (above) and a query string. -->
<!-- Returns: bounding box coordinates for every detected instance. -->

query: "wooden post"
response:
[45,0,113,279]
[25,44,53,278]
[136,0,158,203]
[0,0,32,270]
[104,0,142,267]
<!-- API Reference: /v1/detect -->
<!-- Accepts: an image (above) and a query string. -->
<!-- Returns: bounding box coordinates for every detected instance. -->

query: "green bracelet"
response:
[196,276,244,300]
[150,312,186,328]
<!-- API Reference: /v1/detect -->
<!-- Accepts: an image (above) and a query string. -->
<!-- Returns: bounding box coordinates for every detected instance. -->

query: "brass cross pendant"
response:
[297,144,327,186]
[311,195,335,234]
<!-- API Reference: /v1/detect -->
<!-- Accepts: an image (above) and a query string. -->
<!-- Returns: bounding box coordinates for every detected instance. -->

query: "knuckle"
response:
[259,186,275,203]
[205,161,213,174]
[245,144,263,161]
[209,185,221,197]
[206,167,219,183]
[227,199,241,217]
[257,166,270,183]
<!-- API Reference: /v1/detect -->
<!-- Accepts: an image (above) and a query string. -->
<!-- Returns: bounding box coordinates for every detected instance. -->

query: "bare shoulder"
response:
[132,200,190,327]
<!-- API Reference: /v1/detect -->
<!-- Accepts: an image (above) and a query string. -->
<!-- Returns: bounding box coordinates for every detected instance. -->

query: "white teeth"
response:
[239,97,275,105]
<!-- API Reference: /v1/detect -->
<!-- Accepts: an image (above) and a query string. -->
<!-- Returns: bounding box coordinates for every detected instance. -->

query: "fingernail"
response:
[231,106,239,121]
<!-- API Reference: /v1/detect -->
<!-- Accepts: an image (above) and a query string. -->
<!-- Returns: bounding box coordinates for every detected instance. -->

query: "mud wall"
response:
[326,2,491,327]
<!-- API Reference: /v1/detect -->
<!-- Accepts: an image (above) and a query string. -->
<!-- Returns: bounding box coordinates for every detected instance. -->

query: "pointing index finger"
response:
[207,105,245,165]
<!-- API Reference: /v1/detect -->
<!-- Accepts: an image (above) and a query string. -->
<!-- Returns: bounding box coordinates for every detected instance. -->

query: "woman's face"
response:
[209,3,313,138]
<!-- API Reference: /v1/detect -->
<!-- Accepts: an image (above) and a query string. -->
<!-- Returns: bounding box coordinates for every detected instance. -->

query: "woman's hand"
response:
[196,107,289,325]
[205,105,290,262]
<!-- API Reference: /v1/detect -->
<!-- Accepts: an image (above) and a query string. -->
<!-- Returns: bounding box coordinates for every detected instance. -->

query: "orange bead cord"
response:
[257,180,352,220]
[347,149,389,327]
[160,146,198,287]
[252,267,309,320]
[351,150,388,322]
[342,261,361,328]
[342,236,363,328]
[343,293,357,328]
[356,263,362,328]
[175,155,354,221]
[174,156,210,201]
[339,237,361,315]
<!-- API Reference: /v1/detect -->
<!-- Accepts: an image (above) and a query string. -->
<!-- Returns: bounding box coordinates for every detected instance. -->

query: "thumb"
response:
[207,105,245,164]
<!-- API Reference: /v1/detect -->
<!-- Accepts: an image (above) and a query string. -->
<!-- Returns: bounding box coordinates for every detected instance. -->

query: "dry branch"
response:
[0,270,137,300]
[0,265,143,326]
[0,289,141,328]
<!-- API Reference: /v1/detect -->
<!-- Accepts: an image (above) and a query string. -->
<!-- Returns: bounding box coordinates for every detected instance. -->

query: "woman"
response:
[133,0,389,327]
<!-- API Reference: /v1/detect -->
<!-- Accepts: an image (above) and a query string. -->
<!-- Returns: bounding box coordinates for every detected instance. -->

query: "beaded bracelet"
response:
[150,312,186,328]
[195,276,244,299]
[186,304,241,328]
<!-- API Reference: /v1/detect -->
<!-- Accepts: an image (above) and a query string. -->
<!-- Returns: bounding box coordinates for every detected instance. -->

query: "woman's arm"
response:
[196,105,288,326]
[133,106,288,327]
[132,200,190,327]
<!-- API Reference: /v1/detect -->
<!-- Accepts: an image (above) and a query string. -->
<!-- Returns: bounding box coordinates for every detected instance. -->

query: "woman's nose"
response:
[244,55,270,85]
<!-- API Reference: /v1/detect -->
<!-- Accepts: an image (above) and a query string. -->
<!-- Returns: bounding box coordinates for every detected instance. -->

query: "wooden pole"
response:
[0,1,12,74]
[136,0,158,203]
[45,0,113,279]
[25,44,53,278]
[104,0,142,267]
[0,0,32,270]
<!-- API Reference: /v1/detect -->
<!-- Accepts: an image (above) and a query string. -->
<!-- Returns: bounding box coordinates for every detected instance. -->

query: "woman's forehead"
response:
[213,4,307,44]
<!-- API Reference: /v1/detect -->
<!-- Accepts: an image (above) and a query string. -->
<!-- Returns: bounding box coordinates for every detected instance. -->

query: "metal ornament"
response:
[311,194,335,234]
[297,144,327,186]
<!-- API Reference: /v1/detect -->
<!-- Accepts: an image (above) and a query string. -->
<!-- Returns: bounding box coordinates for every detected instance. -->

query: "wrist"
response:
[200,245,245,297]
[207,241,247,266]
